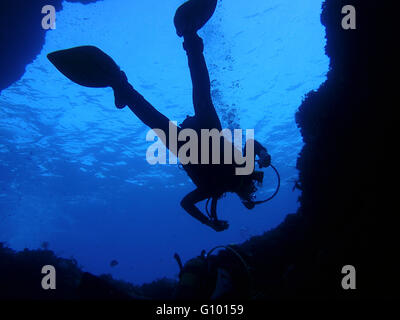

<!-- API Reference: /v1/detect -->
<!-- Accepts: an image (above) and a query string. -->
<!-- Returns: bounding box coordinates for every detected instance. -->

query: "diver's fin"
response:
[174,0,218,37]
[47,46,123,88]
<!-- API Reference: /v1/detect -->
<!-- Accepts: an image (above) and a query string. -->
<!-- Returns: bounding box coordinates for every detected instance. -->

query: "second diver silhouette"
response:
[48,0,274,232]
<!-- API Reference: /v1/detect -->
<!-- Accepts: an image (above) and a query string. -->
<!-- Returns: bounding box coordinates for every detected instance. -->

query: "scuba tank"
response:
[173,245,252,300]
[173,250,216,300]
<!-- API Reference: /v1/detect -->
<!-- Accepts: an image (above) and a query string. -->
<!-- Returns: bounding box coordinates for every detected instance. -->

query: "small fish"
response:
[110,260,119,267]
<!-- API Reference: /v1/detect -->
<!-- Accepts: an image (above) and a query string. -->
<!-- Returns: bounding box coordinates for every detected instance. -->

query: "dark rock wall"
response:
[0,0,101,93]
[234,0,396,299]
[293,0,394,298]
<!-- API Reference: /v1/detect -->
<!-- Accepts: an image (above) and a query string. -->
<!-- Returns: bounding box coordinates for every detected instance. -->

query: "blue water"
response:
[0,0,328,284]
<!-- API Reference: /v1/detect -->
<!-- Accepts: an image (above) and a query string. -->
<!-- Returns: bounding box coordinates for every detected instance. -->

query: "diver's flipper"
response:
[174,0,218,37]
[47,46,125,88]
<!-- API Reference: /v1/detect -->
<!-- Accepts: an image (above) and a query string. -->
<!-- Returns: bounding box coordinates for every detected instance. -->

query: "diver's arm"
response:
[244,139,271,168]
[181,189,212,225]
[245,139,267,156]
[243,139,265,159]
[181,189,228,231]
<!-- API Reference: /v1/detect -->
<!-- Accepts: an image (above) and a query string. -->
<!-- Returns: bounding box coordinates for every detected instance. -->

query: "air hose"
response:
[207,245,251,277]
[205,197,212,219]
[206,245,253,297]
[205,163,281,216]
[252,163,280,205]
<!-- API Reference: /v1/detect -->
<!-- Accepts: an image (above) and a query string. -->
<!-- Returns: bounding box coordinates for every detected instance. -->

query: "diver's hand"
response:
[207,219,229,232]
[243,201,255,210]
[258,150,271,168]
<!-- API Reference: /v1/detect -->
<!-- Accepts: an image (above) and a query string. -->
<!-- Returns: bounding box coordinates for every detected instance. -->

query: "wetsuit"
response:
[116,31,262,227]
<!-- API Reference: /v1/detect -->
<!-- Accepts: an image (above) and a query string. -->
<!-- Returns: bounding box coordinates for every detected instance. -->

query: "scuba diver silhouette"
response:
[47,0,273,232]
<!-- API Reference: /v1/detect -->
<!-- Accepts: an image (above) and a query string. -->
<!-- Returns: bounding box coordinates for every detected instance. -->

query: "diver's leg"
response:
[183,33,221,130]
[174,0,220,127]
[113,81,177,149]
